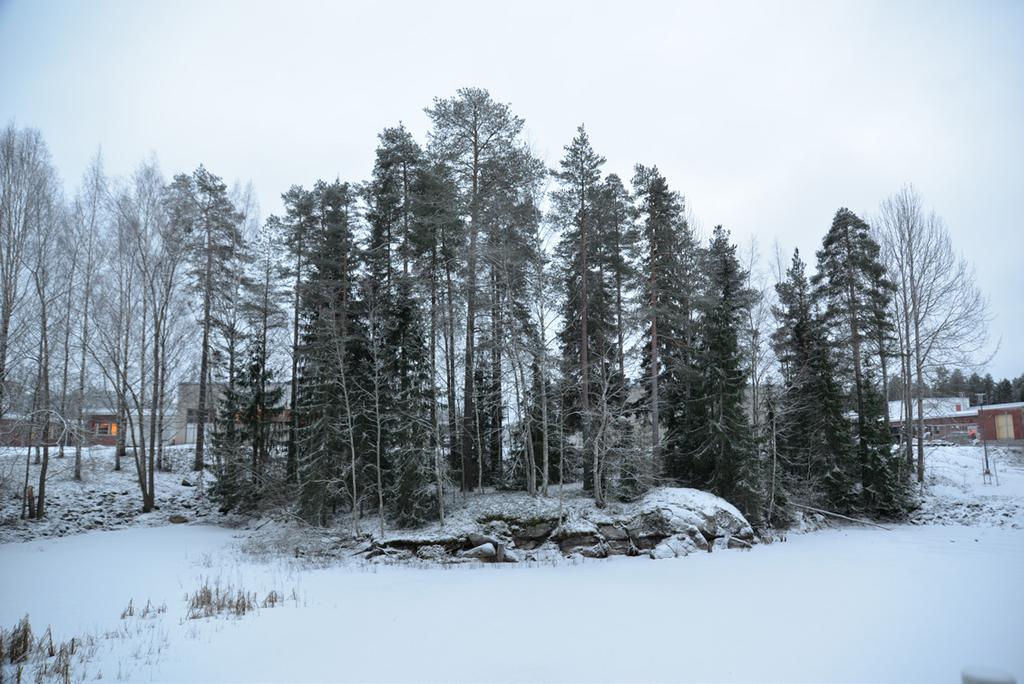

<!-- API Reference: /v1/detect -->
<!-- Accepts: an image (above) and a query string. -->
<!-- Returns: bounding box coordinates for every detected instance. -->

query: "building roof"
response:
[888,397,973,422]
[980,401,1024,411]
[888,398,1024,424]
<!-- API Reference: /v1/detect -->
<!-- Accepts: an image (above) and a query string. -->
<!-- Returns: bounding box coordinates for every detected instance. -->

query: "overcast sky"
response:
[1,0,1021,378]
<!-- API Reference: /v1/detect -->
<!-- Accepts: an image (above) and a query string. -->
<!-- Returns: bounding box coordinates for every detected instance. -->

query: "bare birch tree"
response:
[876,186,991,482]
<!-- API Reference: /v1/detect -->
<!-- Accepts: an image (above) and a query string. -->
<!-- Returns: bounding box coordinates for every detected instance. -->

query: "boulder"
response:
[605,539,635,556]
[516,521,555,540]
[557,533,600,554]
[463,542,497,560]
[467,532,499,548]
[598,524,629,541]
[649,534,699,560]
[482,520,512,539]
[578,542,609,559]
[526,542,564,563]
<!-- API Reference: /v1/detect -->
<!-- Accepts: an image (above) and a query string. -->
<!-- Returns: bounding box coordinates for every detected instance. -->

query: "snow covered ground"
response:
[1,444,1022,682]
[0,445,218,543]
[911,444,1024,528]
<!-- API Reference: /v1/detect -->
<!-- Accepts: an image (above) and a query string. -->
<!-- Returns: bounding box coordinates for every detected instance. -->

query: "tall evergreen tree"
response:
[278,186,317,483]
[409,162,463,508]
[771,249,854,512]
[380,274,437,525]
[364,127,438,528]
[426,87,529,492]
[295,180,364,525]
[551,125,613,497]
[166,166,242,472]
[365,124,422,288]
[592,173,634,385]
[690,227,762,520]
[630,164,700,478]
[813,208,903,513]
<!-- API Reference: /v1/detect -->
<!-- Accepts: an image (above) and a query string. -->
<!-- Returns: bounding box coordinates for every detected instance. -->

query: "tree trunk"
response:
[649,250,660,460]
[194,220,214,472]
[444,260,460,488]
[538,328,551,497]
[490,274,502,486]
[287,246,302,483]
[462,136,480,492]
[430,244,445,523]
[579,191,592,492]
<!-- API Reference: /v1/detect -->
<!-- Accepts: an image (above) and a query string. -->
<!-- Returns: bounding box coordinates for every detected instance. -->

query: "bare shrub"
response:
[185,580,256,619]
[261,590,280,608]
[0,616,89,684]
[7,615,32,664]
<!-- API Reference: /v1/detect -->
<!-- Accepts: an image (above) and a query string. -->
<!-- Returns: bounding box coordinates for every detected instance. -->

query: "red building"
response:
[975,402,1023,442]
[888,397,1023,443]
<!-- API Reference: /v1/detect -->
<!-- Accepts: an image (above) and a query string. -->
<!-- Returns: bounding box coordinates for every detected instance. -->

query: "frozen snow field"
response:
[1,522,1022,682]
[1,444,1022,682]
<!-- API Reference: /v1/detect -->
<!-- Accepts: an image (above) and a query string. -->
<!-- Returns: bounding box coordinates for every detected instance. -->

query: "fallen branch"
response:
[791,503,892,531]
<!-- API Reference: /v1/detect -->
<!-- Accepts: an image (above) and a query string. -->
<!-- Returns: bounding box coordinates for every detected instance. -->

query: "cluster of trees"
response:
[917,367,1024,406]
[0,124,273,519]
[1,89,993,530]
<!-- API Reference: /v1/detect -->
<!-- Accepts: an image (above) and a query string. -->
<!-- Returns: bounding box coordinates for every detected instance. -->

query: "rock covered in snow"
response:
[502,548,522,563]
[462,542,497,559]
[650,534,702,559]
[373,485,754,565]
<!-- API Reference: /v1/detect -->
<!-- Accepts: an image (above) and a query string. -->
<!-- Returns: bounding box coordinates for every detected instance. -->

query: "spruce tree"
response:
[295,180,364,525]
[771,249,855,512]
[551,125,613,498]
[592,173,634,386]
[691,227,763,521]
[381,274,437,525]
[630,164,700,479]
[364,127,438,527]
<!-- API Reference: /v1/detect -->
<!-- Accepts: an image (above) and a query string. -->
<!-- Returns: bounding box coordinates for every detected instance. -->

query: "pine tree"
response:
[426,87,530,493]
[365,124,422,287]
[813,208,903,514]
[480,149,545,489]
[166,166,243,472]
